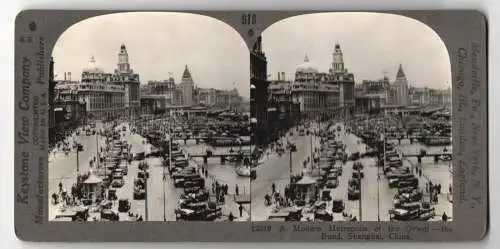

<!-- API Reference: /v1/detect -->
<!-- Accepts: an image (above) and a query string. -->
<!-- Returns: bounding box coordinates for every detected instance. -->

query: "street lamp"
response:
[250,117,258,161]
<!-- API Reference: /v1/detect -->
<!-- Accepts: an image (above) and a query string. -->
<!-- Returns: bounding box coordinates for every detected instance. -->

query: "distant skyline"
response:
[52,12,250,97]
[261,12,451,89]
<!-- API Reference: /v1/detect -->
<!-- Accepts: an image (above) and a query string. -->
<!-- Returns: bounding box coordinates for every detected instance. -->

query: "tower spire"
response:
[332,42,344,73]
[396,63,406,79]
[117,44,131,74]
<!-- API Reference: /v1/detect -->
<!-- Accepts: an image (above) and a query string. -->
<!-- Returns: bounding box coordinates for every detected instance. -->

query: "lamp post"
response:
[250,117,258,165]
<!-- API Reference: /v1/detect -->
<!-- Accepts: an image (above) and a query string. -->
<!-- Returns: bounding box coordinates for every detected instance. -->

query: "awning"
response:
[295,175,317,186]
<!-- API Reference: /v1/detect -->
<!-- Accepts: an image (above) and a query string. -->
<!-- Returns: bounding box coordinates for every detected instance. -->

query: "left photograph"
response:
[48,12,251,222]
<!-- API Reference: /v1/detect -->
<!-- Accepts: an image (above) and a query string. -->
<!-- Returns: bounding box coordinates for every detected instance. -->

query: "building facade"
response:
[180,65,195,106]
[114,45,141,120]
[250,36,270,147]
[55,56,126,121]
[391,64,410,106]
[284,43,355,121]
[49,57,56,147]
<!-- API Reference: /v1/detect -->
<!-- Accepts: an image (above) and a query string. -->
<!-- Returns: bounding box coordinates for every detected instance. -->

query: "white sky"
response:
[52,12,452,102]
[262,12,452,89]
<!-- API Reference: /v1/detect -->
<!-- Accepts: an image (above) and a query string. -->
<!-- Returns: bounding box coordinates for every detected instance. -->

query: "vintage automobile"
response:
[172,172,201,180]
[118,198,131,212]
[393,201,422,211]
[348,187,361,200]
[389,208,419,221]
[54,207,89,222]
[180,189,210,203]
[138,161,149,171]
[111,178,125,188]
[330,167,342,176]
[137,170,149,179]
[135,152,145,161]
[314,209,333,221]
[387,172,414,180]
[331,199,345,213]
[352,162,364,171]
[268,208,303,221]
[101,209,119,221]
[396,178,419,189]
[183,178,205,189]
[107,189,118,201]
[321,190,332,202]
[352,171,365,179]
[394,189,424,203]
[133,187,146,200]
[325,179,339,189]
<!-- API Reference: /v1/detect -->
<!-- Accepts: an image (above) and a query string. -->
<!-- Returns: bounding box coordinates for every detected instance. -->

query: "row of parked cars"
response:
[381,143,436,221]
[164,149,224,221]
[312,136,349,221]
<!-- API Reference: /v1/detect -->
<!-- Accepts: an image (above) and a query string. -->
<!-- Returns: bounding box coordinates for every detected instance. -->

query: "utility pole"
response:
[359,166,362,221]
[145,170,149,221]
[96,132,99,168]
[76,147,80,176]
[289,148,293,185]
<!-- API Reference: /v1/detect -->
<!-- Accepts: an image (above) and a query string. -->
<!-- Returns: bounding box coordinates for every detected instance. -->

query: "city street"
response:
[250,130,319,221]
[48,122,108,220]
[182,141,251,220]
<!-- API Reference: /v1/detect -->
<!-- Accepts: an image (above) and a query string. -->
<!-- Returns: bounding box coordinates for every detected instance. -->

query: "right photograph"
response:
[249,12,452,222]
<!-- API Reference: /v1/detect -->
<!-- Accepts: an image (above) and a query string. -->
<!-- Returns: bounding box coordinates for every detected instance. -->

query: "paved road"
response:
[329,122,394,221]
[250,133,319,221]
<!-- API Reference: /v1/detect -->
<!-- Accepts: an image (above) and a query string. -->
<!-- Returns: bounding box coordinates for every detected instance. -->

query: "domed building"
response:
[55,55,126,121]
[286,50,350,120]
[295,55,319,82]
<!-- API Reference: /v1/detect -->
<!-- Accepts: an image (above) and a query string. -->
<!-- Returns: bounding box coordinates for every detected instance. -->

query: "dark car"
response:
[348,187,360,200]
[101,209,119,221]
[325,179,339,189]
[352,171,364,179]
[118,198,131,212]
[133,188,146,200]
[332,199,345,213]
[107,189,117,201]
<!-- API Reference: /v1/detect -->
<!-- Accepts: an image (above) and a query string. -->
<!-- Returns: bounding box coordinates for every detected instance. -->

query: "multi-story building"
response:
[214,88,242,109]
[409,86,431,106]
[180,65,195,106]
[55,56,126,121]
[268,79,300,138]
[49,57,56,146]
[250,36,269,147]
[197,88,217,106]
[429,88,452,107]
[146,76,177,105]
[390,64,410,106]
[285,43,355,121]
[113,45,141,120]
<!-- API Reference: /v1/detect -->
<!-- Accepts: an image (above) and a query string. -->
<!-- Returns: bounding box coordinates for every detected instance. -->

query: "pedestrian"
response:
[419,169,422,177]
[59,182,63,193]
[228,212,235,221]
[235,185,239,196]
[239,204,243,217]
[442,212,448,222]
